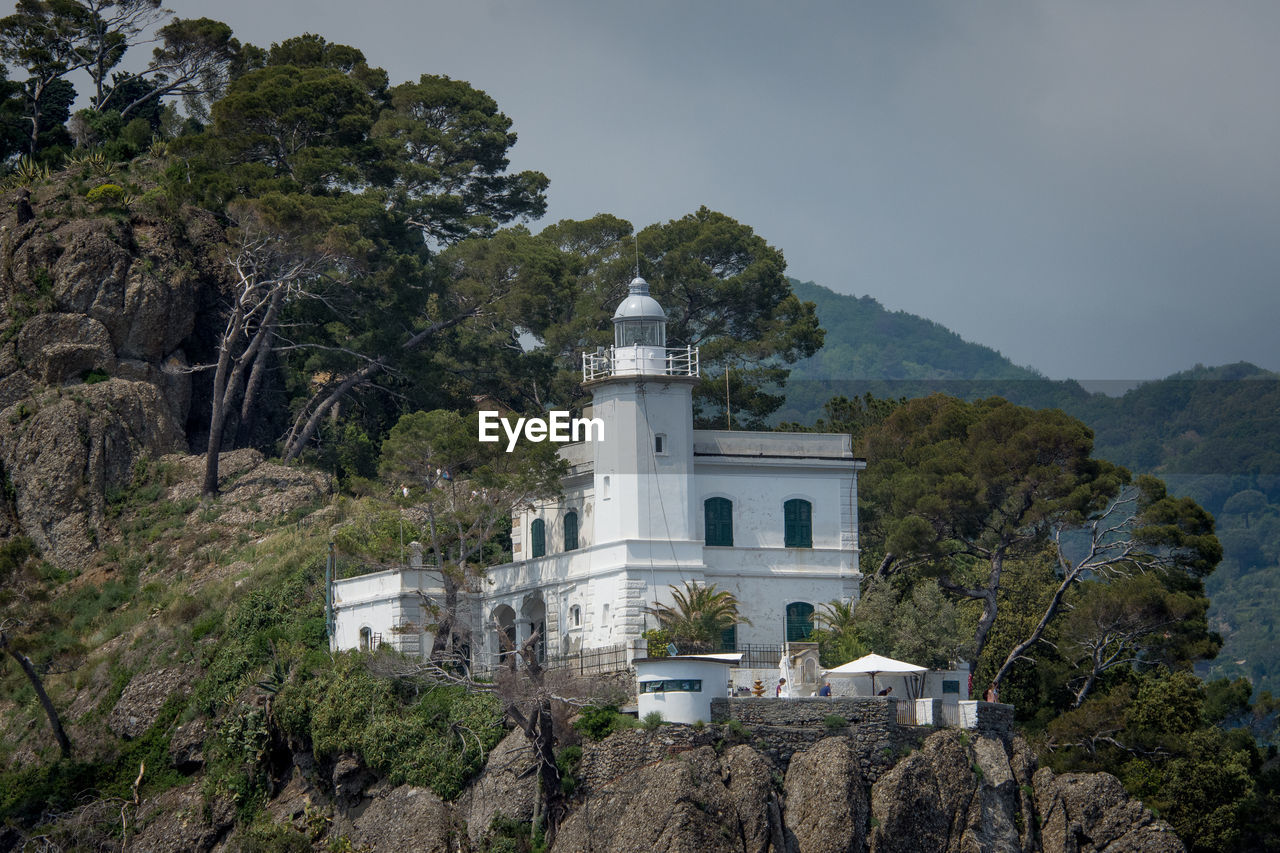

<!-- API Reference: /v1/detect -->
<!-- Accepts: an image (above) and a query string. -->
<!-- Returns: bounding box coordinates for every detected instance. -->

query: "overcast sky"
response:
[162,0,1280,382]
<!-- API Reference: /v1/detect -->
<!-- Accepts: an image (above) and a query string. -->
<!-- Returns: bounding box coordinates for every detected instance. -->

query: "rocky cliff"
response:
[109,724,1182,853]
[0,179,227,566]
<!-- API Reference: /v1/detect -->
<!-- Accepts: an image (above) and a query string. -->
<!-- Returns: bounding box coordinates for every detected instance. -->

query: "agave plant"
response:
[64,149,108,172]
[12,155,50,185]
[644,580,750,647]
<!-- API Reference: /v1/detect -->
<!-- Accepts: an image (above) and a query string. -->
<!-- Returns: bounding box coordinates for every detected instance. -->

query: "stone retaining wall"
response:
[706,697,1012,781]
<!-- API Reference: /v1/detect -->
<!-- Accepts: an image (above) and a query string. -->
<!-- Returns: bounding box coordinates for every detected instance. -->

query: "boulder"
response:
[126,783,233,853]
[46,219,198,361]
[868,730,1021,853]
[0,378,184,567]
[343,785,455,853]
[723,744,783,853]
[784,736,868,853]
[553,743,766,853]
[108,667,190,739]
[168,718,207,772]
[15,312,115,384]
[1033,768,1185,853]
[460,728,539,843]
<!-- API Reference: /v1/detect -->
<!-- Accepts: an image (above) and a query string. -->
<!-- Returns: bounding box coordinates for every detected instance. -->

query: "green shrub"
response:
[572,704,639,741]
[823,714,847,732]
[642,628,673,657]
[642,711,663,731]
[0,536,34,579]
[556,745,583,796]
[86,183,125,207]
[274,653,503,800]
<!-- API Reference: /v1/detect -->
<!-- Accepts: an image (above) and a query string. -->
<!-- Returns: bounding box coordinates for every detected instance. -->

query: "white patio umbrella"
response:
[824,653,926,696]
[777,650,793,697]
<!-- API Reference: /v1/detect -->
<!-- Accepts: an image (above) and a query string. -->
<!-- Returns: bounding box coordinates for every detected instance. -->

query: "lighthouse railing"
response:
[582,345,700,382]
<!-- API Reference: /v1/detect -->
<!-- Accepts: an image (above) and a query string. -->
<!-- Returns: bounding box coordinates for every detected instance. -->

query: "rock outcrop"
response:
[1033,768,1185,853]
[458,728,540,844]
[784,736,868,853]
[108,667,191,739]
[0,378,185,566]
[1,183,227,566]
[100,723,1189,853]
[553,743,767,853]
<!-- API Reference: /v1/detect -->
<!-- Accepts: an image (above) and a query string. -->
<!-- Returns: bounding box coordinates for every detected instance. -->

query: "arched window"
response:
[786,602,815,642]
[358,626,372,652]
[704,497,733,547]
[564,510,579,551]
[531,518,546,558]
[784,499,812,548]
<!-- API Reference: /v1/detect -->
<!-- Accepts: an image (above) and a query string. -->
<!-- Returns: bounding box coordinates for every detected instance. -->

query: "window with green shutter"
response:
[783,498,812,548]
[564,510,578,551]
[720,624,737,652]
[531,518,546,558]
[786,602,815,642]
[704,497,733,546]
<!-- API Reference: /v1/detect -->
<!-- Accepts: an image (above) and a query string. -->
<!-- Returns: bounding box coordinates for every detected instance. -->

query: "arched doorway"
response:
[785,601,815,643]
[492,604,517,666]
[521,592,547,663]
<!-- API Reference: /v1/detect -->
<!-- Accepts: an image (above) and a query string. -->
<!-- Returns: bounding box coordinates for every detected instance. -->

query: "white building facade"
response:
[475,276,865,668]
[332,276,866,668]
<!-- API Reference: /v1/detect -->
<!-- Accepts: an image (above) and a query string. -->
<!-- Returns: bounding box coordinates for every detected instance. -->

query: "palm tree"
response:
[811,598,869,667]
[645,581,750,648]
[813,599,858,634]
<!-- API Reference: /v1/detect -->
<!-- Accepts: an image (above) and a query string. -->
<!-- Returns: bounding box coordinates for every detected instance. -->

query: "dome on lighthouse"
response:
[613,275,667,348]
[612,276,666,322]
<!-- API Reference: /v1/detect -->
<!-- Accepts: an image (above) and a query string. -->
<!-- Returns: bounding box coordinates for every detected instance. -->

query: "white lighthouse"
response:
[332,276,865,673]
[585,276,700,556]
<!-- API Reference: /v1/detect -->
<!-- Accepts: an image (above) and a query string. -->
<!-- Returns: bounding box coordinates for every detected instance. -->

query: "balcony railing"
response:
[583,345,700,382]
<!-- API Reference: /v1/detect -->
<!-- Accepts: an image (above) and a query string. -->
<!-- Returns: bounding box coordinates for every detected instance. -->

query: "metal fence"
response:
[736,643,784,669]
[544,643,630,676]
[643,639,781,668]
[472,642,631,677]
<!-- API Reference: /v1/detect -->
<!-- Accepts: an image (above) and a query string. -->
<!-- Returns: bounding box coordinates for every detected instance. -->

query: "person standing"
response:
[776,677,788,698]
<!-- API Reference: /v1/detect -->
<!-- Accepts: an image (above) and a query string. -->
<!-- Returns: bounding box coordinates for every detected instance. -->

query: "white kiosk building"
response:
[332,276,866,669]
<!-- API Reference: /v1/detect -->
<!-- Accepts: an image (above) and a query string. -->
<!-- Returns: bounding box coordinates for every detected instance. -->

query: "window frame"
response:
[783,498,813,548]
[785,601,815,642]
[530,518,546,558]
[704,496,734,547]
[564,509,579,551]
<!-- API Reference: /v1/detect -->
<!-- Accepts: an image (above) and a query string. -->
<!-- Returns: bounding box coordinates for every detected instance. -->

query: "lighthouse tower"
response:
[581,276,704,636]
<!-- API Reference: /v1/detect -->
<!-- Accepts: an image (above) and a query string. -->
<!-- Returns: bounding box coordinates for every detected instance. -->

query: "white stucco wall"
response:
[636,657,733,724]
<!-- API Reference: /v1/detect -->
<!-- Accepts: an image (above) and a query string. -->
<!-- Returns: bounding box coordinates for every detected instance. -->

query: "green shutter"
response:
[564,511,578,551]
[720,624,737,652]
[784,499,812,548]
[531,519,545,558]
[705,497,733,546]
[786,602,815,642]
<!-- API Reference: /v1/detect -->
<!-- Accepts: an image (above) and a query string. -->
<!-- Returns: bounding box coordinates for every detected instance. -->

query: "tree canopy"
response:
[860,394,1220,682]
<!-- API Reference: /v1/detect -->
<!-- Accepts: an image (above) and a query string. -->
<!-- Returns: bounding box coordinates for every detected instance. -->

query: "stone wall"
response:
[707,696,1013,782]
[971,700,1014,735]
[708,697,932,782]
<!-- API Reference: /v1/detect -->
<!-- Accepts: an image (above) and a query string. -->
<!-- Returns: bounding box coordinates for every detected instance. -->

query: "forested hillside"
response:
[777,281,1280,696]
[0,3,1277,850]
